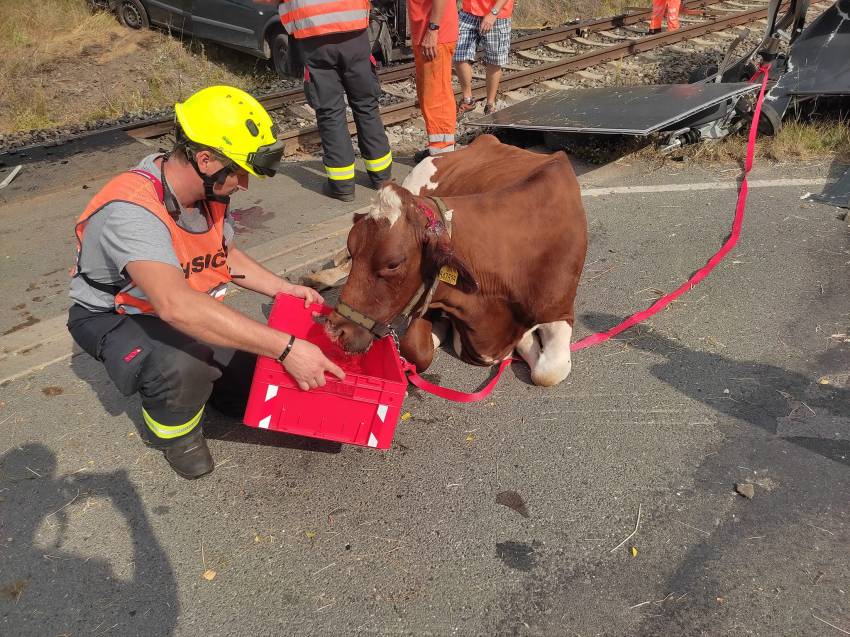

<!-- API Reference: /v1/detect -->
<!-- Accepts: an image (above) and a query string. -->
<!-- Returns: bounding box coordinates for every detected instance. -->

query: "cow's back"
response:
[442,151,586,325]
[403,134,560,197]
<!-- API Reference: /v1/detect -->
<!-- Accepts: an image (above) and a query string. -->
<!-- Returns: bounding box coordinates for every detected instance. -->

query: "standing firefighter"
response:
[68,86,344,480]
[279,0,393,201]
[649,0,681,33]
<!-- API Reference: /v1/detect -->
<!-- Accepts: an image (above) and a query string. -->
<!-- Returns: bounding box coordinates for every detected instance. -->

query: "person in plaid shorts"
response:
[453,0,514,116]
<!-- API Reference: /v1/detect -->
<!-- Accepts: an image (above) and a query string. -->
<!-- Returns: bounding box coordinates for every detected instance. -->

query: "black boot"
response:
[322,181,355,202]
[163,428,214,480]
[413,148,431,164]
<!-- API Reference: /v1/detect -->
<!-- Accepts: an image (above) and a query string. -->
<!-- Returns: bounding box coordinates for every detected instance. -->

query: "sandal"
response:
[457,97,476,116]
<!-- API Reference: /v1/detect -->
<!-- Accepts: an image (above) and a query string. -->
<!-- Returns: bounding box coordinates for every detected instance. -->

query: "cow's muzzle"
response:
[325,311,376,353]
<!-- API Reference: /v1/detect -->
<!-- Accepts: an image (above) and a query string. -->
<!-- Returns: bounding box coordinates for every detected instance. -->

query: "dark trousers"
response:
[299,29,393,194]
[68,304,255,448]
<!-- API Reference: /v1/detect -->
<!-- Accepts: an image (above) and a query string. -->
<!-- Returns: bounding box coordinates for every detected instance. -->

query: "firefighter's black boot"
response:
[163,428,214,480]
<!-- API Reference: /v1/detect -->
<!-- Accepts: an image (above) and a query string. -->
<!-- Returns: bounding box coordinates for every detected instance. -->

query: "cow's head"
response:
[326,182,478,353]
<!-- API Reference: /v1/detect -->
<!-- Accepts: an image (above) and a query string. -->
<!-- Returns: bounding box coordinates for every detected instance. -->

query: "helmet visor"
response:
[248,139,285,177]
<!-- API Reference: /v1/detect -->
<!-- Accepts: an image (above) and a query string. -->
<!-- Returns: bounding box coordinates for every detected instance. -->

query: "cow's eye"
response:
[377,260,404,277]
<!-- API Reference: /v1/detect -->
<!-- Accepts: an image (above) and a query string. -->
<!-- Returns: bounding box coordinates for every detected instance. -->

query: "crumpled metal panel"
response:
[769,0,850,98]
[468,83,759,135]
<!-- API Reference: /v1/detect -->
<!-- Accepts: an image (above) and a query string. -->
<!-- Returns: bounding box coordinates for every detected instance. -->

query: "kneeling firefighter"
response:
[279,0,394,201]
[67,86,345,480]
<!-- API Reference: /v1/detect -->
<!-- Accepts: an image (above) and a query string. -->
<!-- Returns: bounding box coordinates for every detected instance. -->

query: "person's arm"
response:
[125,260,343,390]
[421,0,448,60]
[480,0,510,32]
[227,247,323,307]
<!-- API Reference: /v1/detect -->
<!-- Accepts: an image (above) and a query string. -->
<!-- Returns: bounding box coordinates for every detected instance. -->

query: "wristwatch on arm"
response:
[428,21,440,30]
[490,7,499,15]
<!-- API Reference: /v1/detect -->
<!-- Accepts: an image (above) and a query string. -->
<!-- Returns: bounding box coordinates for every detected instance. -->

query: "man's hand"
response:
[283,339,345,391]
[282,282,324,307]
[480,13,497,33]
[421,29,438,61]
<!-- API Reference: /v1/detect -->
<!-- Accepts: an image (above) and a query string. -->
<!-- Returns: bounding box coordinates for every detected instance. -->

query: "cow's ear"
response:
[353,212,367,224]
[422,233,478,294]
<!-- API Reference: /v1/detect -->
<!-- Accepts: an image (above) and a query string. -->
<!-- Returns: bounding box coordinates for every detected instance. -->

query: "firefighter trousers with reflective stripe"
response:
[299,29,392,194]
[414,42,457,155]
[67,304,256,448]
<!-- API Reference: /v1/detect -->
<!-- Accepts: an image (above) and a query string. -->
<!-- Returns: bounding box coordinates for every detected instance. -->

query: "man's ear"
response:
[422,232,478,294]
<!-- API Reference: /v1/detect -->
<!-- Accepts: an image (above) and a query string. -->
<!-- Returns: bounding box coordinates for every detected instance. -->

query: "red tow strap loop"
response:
[404,64,772,402]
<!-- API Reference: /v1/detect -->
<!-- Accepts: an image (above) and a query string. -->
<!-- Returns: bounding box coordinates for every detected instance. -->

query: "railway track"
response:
[3,0,815,157]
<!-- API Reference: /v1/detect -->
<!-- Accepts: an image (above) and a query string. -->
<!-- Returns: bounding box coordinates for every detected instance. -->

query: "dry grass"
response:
[682,118,850,163]
[0,0,273,135]
[512,0,634,27]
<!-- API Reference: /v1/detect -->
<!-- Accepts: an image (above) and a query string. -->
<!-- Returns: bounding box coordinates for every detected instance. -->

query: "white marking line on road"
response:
[581,178,829,197]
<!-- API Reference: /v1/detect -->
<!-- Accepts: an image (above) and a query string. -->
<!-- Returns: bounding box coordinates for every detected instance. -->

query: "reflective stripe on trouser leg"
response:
[414,42,457,157]
[363,151,392,173]
[325,163,355,181]
[363,150,392,180]
[428,133,455,154]
[142,404,205,440]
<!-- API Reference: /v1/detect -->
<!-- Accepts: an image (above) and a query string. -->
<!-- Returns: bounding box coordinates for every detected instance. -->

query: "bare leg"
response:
[456,61,474,101]
[485,63,502,106]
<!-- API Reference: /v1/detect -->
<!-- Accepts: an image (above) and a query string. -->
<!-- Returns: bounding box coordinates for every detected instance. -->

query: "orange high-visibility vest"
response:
[73,168,231,315]
[279,0,370,39]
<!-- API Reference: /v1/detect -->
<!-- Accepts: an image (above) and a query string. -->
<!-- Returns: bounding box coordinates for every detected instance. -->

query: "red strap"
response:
[128,169,165,203]
[404,64,772,402]
[571,63,771,351]
[403,358,515,403]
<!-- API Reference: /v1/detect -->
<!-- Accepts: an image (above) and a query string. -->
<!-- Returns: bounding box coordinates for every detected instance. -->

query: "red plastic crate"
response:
[243,293,407,449]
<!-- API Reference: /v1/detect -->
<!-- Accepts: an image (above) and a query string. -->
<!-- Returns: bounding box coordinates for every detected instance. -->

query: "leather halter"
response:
[335,196,453,340]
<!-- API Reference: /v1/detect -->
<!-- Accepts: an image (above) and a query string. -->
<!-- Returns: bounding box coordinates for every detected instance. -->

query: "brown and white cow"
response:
[326,134,587,387]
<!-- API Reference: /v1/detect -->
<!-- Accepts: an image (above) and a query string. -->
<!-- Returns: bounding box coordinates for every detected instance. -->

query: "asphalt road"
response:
[1,146,849,636]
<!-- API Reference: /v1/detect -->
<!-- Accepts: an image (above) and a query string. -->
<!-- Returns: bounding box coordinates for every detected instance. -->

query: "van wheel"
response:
[118,0,149,29]
[271,33,302,78]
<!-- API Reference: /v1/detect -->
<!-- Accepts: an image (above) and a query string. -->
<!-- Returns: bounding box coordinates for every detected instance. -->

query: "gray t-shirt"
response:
[70,154,235,312]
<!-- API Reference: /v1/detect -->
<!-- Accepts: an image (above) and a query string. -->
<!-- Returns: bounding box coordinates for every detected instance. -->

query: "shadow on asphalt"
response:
[582,312,850,467]
[0,444,178,635]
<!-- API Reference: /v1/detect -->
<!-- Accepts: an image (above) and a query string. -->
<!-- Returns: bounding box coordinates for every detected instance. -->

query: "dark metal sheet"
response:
[809,166,850,209]
[468,83,759,135]
[771,0,850,98]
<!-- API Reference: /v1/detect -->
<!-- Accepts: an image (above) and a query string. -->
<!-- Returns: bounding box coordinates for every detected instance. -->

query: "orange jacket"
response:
[73,169,231,315]
[279,0,370,39]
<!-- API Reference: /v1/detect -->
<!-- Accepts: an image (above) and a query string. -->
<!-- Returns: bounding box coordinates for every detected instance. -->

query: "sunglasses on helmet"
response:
[247,139,285,177]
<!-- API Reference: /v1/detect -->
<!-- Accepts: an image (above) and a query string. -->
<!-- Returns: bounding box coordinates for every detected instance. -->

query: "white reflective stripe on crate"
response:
[368,433,379,448]
[265,385,278,401]
[376,404,389,422]
[259,415,272,429]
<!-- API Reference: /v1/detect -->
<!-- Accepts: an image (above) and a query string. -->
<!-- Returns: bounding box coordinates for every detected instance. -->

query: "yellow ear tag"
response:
[438,266,458,286]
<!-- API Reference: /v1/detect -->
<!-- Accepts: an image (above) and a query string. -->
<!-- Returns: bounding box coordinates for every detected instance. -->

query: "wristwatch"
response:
[428,21,440,30]
[490,7,499,15]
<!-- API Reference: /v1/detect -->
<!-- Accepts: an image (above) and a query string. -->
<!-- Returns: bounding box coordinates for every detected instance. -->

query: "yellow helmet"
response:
[174,85,284,177]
